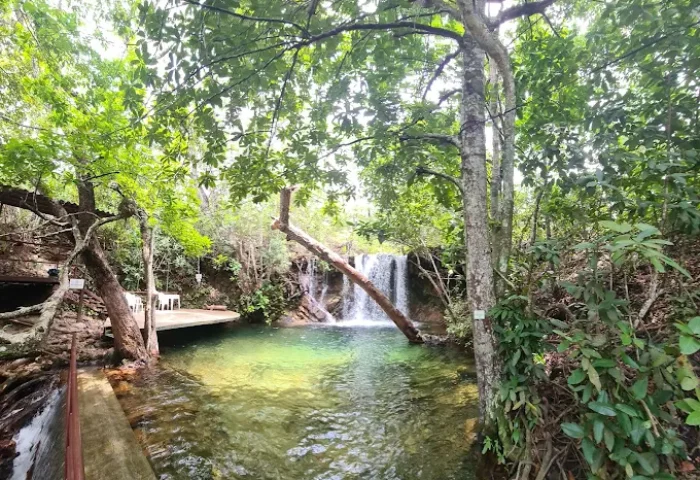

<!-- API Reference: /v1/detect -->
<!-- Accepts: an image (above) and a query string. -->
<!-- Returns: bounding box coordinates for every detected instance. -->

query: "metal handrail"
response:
[64,333,84,480]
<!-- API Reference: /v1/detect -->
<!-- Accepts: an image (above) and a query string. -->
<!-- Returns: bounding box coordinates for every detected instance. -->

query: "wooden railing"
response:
[64,333,84,480]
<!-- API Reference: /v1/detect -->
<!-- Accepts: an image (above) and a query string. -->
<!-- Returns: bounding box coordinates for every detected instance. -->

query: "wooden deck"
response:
[104,308,240,332]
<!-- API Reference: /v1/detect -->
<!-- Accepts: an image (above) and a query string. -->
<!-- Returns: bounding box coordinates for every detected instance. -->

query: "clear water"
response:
[115,325,478,480]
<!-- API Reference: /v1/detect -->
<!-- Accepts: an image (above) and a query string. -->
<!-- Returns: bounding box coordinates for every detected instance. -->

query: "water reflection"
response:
[115,325,478,480]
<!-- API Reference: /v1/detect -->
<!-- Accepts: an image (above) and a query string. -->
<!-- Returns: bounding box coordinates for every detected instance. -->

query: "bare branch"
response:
[542,13,562,38]
[83,171,120,182]
[488,0,557,29]
[400,133,461,148]
[267,48,301,157]
[422,49,461,101]
[415,166,464,196]
[183,0,311,37]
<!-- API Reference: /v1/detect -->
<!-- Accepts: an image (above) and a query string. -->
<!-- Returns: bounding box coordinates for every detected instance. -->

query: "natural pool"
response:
[115,324,479,480]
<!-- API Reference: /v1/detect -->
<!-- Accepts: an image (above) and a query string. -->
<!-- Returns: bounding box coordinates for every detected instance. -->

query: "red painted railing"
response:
[64,333,84,480]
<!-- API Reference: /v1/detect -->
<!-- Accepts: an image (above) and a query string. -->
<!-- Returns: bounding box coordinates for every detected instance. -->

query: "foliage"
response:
[444,298,471,341]
[236,281,288,323]
[491,296,550,454]
[493,221,698,478]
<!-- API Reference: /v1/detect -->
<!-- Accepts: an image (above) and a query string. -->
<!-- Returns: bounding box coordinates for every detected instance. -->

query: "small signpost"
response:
[69,278,86,323]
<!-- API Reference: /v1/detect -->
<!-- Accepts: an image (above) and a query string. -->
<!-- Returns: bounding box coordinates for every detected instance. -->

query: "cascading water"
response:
[342,254,410,323]
[300,258,335,323]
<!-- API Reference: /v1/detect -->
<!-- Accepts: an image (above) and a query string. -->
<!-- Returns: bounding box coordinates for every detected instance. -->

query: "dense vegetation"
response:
[1,0,699,477]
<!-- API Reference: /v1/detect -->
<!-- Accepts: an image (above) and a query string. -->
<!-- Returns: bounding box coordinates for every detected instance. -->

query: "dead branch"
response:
[636,272,662,327]
[273,187,422,343]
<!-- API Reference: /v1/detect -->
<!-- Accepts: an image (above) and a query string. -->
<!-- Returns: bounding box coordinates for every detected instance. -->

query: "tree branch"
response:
[183,0,311,37]
[417,0,460,21]
[302,21,464,46]
[400,133,461,148]
[0,303,45,321]
[415,166,464,196]
[488,0,557,29]
[422,49,461,101]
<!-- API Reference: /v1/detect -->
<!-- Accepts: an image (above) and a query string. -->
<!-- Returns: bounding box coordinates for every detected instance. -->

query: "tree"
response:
[137,0,558,426]
[0,0,208,361]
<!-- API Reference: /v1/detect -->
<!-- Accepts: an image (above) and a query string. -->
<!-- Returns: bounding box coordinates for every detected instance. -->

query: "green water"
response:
[115,324,479,480]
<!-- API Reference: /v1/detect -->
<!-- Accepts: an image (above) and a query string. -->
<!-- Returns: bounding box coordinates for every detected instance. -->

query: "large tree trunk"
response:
[459,30,500,427]
[81,240,148,361]
[77,181,148,362]
[488,61,502,229]
[0,184,148,360]
[138,216,159,357]
[272,189,422,343]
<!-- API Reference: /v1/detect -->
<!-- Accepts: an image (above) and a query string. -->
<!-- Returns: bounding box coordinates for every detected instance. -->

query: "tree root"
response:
[0,304,45,321]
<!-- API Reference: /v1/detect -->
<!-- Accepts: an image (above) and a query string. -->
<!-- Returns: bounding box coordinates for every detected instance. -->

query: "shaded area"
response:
[0,282,55,313]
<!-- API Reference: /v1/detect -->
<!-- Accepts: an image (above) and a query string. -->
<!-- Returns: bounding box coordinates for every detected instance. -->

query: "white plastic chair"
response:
[156,292,180,310]
[125,292,143,313]
[156,292,169,310]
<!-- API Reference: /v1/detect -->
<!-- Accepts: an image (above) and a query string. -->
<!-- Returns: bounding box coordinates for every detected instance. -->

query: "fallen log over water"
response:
[272,187,422,344]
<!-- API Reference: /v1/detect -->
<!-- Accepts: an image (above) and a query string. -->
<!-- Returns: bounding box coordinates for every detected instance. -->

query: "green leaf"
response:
[615,403,640,417]
[581,383,593,404]
[634,223,660,236]
[588,367,602,392]
[681,376,698,391]
[662,257,692,278]
[549,318,568,330]
[686,410,700,425]
[510,349,522,367]
[593,419,604,443]
[622,354,640,370]
[649,256,666,273]
[561,422,585,439]
[675,322,693,335]
[600,220,632,233]
[631,377,648,400]
[589,401,617,416]
[633,451,659,475]
[592,359,616,368]
[567,368,587,385]
[675,399,694,414]
[604,428,615,452]
[630,419,647,445]
[582,438,596,465]
[688,317,700,335]
[618,411,632,435]
[679,335,700,355]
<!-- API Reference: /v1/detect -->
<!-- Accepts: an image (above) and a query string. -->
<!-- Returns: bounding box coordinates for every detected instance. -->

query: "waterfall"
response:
[300,258,335,323]
[343,254,410,323]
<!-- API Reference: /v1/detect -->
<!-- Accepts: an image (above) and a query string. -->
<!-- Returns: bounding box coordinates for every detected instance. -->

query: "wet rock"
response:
[0,438,16,460]
[112,381,132,398]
